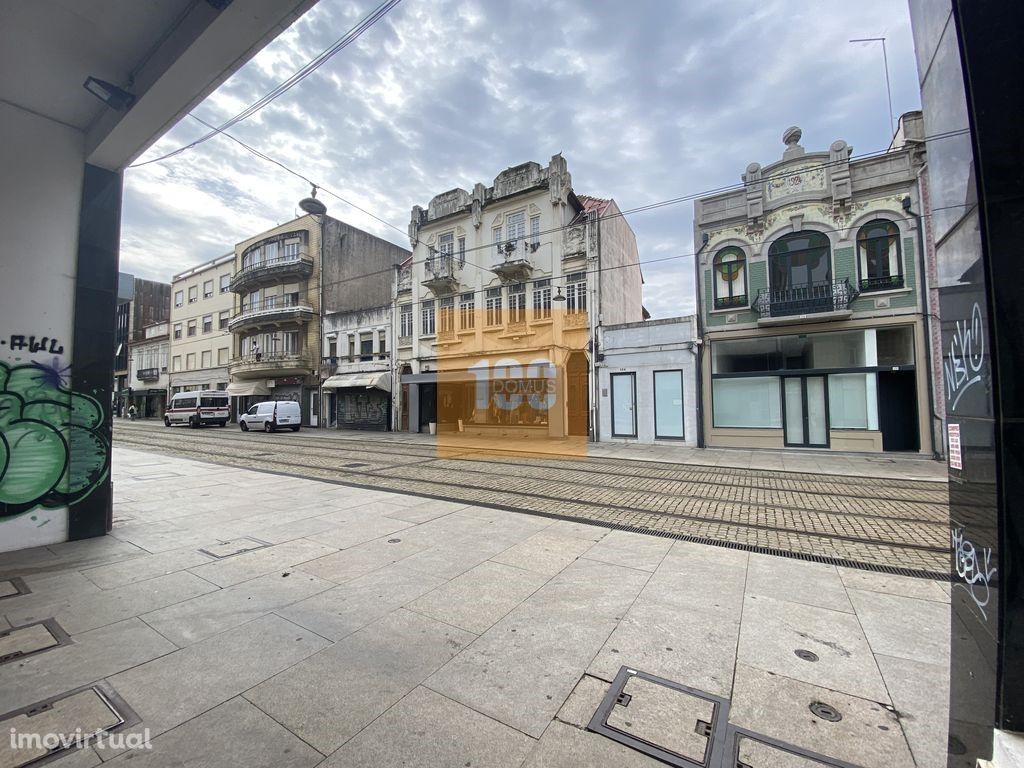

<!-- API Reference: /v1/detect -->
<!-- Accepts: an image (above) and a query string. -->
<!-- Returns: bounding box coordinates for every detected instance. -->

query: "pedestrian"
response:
[252,340,262,362]
[127,404,137,421]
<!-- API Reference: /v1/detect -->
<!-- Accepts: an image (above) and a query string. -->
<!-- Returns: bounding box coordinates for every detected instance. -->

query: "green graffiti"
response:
[0,361,109,518]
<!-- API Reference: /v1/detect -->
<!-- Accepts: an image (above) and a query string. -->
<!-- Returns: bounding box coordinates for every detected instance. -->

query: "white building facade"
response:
[598,316,698,446]
[129,322,170,419]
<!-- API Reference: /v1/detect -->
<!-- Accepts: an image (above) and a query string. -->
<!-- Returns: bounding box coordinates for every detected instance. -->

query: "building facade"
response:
[168,253,234,400]
[395,154,643,440]
[694,121,935,454]
[228,214,408,426]
[321,306,392,430]
[114,275,171,416]
[128,321,170,418]
[597,316,698,446]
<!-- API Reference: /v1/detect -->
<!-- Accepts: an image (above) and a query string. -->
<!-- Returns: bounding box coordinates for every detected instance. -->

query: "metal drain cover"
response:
[727,728,860,768]
[199,538,269,558]
[809,702,842,722]
[588,667,729,767]
[0,686,130,767]
[794,649,819,662]
[0,620,69,665]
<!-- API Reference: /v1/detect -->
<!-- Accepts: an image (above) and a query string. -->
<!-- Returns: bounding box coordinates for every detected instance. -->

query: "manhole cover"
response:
[809,702,843,722]
[199,538,269,559]
[728,728,859,768]
[0,686,132,768]
[387,538,402,544]
[588,667,729,767]
[794,649,819,662]
[0,620,69,665]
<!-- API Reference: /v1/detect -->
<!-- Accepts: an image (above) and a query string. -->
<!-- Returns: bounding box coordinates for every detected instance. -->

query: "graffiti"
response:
[3,335,65,355]
[0,360,109,520]
[945,302,985,411]
[952,526,997,621]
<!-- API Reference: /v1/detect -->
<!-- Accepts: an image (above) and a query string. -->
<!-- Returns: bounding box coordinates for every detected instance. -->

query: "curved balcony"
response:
[228,352,315,380]
[228,296,315,333]
[491,239,536,282]
[229,253,314,294]
[422,252,462,295]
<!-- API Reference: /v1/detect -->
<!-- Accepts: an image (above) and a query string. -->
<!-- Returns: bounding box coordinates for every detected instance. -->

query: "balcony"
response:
[713,294,748,311]
[229,252,314,294]
[228,295,314,333]
[422,252,462,295]
[753,279,858,324]
[228,352,314,379]
[491,239,536,282]
[136,367,161,382]
[859,275,905,292]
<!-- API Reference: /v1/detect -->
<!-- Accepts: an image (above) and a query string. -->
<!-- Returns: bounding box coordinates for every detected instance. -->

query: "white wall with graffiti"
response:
[0,101,102,552]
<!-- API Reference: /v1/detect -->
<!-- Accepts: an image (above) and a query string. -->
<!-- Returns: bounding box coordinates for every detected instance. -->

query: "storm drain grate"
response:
[0,683,140,768]
[0,577,30,601]
[727,726,861,768]
[0,619,71,666]
[588,666,730,767]
[198,537,270,558]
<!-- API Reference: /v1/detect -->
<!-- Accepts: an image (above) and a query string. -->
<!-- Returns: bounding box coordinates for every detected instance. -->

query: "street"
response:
[113,420,950,576]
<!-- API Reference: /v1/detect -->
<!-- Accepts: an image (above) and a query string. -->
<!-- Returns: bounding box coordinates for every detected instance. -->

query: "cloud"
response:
[122,0,921,318]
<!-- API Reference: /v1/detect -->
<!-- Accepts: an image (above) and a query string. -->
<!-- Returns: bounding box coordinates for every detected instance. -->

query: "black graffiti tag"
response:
[6,335,64,355]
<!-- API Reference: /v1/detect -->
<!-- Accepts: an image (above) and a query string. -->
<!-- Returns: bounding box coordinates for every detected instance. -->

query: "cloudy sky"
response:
[121,0,922,318]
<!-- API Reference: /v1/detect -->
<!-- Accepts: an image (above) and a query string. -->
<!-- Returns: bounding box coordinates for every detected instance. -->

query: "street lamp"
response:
[298,187,327,429]
[850,37,895,137]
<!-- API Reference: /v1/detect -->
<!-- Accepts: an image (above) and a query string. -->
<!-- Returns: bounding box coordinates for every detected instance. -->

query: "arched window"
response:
[713,247,747,309]
[765,232,833,316]
[857,220,903,291]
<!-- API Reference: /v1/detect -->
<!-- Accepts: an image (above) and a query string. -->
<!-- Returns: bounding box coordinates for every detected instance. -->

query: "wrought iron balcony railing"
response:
[753,279,858,319]
[229,252,313,293]
[859,275,905,292]
[136,367,160,381]
[714,294,748,310]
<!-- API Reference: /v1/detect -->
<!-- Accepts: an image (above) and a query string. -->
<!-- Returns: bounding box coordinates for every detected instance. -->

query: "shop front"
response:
[704,323,929,453]
[321,372,391,431]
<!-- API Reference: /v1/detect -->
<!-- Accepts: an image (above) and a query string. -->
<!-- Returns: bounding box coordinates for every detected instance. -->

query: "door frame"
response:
[781,374,830,448]
[610,372,638,438]
[652,369,685,440]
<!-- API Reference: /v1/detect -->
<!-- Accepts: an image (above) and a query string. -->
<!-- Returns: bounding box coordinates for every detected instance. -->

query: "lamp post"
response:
[298,187,327,429]
[850,37,895,137]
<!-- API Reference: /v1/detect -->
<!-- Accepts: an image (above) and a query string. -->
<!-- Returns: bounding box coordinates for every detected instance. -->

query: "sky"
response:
[121,0,923,319]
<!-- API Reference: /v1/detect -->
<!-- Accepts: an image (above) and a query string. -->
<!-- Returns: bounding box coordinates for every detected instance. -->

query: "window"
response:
[768,231,832,292]
[509,283,526,324]
[506,211,525,242]
[202,315,213,333]
[220,274,230,293]
[439,296,455,334]
[187,320,197,337]
[379,331,387,356]
[712,377,783,428]
[530,215,541,247]
[327,338,337,359]
[188,286,198,303]
[218,311,229,330]
[400,304,413,338]
[422,300,436,336]
[360,334,373,361]
[174,290,183,307]
[566,272,587,314]
[217,348,228,366]
[828,373,874,429]
[457,236,466,265]
[186,353,196,371]
[654,370,685,439]
[201,350,212,368]
[247,290,259,311]
[172,355,181,372]
[857,220,903,291]
[439,232,454,255]
[459,292,475,329]
[713,247,747,309]
[485,288,502,327]
[284,240,300,258]
[203,279,214,298]
[493,226,502,257]
[533,279,551,319]
[173,323,182,340]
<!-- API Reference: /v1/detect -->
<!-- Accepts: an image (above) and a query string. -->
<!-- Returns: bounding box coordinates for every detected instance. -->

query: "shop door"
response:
[567,352,589,436]
[611,372,637,438]
[878,371,919,451]
[783,376,828,447]
[418,383,436,432]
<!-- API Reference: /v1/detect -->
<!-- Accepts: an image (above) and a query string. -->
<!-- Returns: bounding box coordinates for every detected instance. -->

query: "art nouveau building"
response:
[394,155,643,440]
[693,117,938,454]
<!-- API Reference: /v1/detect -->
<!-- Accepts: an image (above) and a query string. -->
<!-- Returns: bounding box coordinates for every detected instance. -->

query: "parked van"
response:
[239,400,301,433]
[164,390,230,428]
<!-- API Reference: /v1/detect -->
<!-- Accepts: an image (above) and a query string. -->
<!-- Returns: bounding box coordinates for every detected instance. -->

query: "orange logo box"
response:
[433,307,590,459]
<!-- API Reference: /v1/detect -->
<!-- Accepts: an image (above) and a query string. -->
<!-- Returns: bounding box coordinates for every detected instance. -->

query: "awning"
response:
[322,372,391,392]
[226,381,271,397]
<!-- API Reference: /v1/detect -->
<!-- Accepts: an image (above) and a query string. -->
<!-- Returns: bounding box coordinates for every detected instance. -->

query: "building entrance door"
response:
[878,371,919,451]
[566,352,589,436]
[783,375,828,447]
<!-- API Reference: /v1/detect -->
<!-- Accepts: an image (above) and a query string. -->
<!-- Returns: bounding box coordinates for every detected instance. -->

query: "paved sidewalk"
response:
[0,447,952,767]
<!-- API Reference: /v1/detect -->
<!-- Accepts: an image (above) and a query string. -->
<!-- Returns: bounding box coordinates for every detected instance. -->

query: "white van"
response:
[239,400,301,432]
[164,390,230,428]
